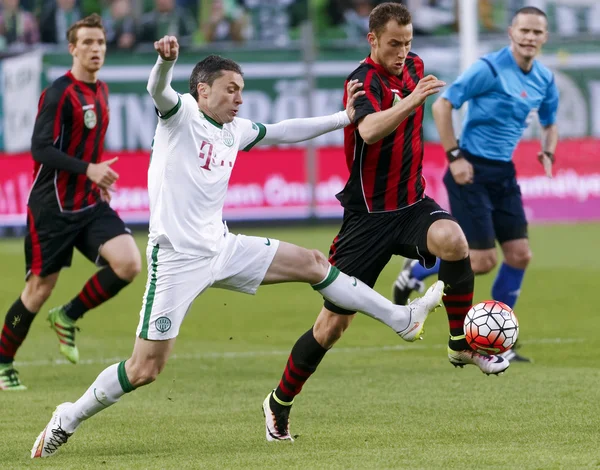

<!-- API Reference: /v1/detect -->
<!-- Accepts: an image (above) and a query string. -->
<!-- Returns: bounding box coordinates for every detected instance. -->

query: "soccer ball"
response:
[464,301,519,355]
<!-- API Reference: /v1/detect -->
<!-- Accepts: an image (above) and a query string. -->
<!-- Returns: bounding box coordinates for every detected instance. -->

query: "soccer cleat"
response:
[397,280,444,342]
[500,340,532,363]
[392,259,425,306]
[0,366,27,391]
[48,307,80,364]
[448,347,510,376]
[262,391,294,442]
[31,402,74,458]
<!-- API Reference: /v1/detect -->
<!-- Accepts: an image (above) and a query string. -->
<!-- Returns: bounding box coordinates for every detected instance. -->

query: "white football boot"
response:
[31,402,75,458]
[448,348,510,375]
[263,391,294,442]
[397,280,444,342]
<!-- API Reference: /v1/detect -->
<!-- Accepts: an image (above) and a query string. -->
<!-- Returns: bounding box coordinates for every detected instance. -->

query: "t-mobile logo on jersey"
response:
[199,141,233,171]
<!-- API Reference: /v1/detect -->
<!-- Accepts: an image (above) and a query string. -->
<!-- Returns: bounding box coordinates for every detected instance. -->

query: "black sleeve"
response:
[31,86,90,175]
[350,67,384,124]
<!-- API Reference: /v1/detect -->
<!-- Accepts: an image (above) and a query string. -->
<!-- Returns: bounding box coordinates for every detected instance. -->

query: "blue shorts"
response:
[443,152,528,250]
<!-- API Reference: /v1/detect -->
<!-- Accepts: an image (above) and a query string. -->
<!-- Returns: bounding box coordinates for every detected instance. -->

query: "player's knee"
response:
[112,254,142,282]
[519,249,533,268]
[307,249,329,281]
[311,249,328,267]
[471,254,497,274]
[435,227,469,261]
[505,247,532,270]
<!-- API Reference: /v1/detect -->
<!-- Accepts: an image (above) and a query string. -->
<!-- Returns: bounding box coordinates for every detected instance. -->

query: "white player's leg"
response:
[262,241,443,340]
[32,243,205,458]
[31,338,175,458]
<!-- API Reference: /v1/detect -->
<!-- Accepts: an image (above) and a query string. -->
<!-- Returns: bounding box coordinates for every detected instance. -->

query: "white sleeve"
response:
[239,120,267,151]
[147,56,180,117]
[259,111,350,146]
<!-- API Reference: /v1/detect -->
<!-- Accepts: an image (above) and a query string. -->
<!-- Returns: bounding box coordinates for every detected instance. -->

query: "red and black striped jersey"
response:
[29,71,110,212]
[337,53,426,213]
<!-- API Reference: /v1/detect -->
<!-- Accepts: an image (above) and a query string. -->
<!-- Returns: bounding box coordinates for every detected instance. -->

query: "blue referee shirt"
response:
[442,46,559,162]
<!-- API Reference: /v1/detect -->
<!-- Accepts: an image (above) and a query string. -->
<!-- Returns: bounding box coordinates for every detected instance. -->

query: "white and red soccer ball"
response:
[464,301,519,355]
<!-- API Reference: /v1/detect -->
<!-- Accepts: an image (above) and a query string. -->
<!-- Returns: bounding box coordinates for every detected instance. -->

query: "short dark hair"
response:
[369,2,412,37]
[513,6,547,22]
[67,13,106,45]
[189,55,243,100]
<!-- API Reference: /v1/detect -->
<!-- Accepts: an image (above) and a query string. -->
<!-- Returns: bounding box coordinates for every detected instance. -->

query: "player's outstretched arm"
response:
[147,35,180,115]
[259,79,364,146]
[358,75,445,144]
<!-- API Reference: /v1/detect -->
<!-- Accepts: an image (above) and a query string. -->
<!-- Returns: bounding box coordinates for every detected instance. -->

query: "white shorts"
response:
[136,232,279,340]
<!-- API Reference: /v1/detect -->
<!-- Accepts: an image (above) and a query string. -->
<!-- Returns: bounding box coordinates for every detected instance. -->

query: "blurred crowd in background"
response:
[0,0,598,51]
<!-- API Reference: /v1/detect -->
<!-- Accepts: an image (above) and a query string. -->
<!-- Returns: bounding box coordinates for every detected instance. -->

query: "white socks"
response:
[62,361,134,433]
[313,265,411,332]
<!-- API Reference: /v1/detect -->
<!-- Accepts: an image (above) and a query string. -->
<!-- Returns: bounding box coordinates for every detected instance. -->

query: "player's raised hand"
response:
[87,157,119,190]
[345,79,365,123]
[537,151,554,178]
[408,75,446,108]
[154,35,179,61]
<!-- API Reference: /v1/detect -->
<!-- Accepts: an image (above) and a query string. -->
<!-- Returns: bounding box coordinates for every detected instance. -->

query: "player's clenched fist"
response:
[154,35,179,61]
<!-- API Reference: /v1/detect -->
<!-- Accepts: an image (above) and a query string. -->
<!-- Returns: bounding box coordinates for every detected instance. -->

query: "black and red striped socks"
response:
[439,257,474,351]
[0,297,36,364]
[273,328,328,407]
[64,267,130,321]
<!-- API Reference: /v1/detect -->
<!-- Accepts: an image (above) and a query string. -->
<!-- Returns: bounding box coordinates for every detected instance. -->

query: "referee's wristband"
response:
[446,147,464,163]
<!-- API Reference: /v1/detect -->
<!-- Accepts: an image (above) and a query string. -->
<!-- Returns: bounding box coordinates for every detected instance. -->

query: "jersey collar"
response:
[66,70,98,89]
[199,110,223,129]
[506,46,535,75]
[364,56,403,85]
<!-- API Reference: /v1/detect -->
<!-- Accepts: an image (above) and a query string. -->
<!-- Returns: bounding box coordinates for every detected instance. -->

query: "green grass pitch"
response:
[1,223,600,469]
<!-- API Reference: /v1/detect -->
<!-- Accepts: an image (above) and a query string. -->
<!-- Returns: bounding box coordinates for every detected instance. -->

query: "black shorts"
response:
[25,201,131,278]
[325,196,456,315]
[443,152,528,250]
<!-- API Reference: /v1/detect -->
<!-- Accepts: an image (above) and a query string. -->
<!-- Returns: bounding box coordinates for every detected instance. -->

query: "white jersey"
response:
[148,93,265,256]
